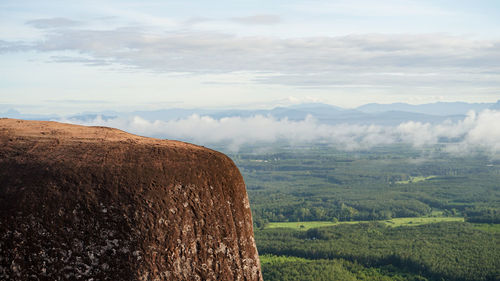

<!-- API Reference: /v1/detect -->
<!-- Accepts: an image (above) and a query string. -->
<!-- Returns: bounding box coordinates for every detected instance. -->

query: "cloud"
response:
[230,15,281,25]
[27,17,81,29]
[49,55,111,66]
[291,0,455,17]
[43,99,112,104]
[59,110,500,156]
[458,110,500,154]
[49,31,500,71]
[0,40,31,53]
[184,17,213,26]
[13,28,499,89]
[2,20,499,88]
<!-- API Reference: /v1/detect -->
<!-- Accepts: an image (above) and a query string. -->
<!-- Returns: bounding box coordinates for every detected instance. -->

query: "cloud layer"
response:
[1,19,499,90]
[61,110,500,155]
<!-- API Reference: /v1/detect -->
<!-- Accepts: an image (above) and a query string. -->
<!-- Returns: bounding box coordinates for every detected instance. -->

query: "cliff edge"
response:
[0,118,262,281]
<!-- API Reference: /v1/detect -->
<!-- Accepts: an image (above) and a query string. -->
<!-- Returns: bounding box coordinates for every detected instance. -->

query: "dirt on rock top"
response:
[0,118,203,147]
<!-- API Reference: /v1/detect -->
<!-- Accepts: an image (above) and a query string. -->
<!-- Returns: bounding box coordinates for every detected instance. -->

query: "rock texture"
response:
[0,118,262,281]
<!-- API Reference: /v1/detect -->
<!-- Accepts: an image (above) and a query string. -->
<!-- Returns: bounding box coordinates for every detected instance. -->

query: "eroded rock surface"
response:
[0,118,262,281]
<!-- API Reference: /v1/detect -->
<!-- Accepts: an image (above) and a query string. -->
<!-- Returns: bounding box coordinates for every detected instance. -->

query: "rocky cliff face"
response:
[0,118,262,281]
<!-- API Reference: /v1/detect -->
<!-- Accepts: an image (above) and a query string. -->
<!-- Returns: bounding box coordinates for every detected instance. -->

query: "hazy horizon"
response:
[1,99,499,115]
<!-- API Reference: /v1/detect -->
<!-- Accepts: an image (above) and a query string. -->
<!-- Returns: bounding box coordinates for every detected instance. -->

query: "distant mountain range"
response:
[356,101,496,116]
[2,100,499,126]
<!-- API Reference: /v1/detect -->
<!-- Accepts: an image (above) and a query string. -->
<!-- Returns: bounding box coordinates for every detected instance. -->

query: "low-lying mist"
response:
[60,109,500,156]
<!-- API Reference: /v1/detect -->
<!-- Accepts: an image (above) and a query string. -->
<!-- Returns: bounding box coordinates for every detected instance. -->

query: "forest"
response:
[256,222,499,281]
[216,143,500,281]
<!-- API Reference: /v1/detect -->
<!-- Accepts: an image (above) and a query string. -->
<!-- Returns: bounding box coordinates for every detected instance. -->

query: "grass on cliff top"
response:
[265,216,464,231]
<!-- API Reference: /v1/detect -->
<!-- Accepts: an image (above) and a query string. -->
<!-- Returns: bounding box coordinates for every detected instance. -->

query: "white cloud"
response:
[2,23,499,90]
[461,110,500,153]
[230,15,281,25]
[60,110,500,156]
[26,17,81,29]
[291,0,455,17]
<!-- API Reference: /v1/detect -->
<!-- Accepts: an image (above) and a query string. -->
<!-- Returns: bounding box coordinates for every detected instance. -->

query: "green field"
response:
[266,220,352,230]
[382,216,463,226]
[395,175,437,184]
[472,223,500,233]
[266,216,464,230]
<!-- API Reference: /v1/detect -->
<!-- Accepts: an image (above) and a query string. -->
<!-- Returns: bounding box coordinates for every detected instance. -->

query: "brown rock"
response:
[0,118,262,281]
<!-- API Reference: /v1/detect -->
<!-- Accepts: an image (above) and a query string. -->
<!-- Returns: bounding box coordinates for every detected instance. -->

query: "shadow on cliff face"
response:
[0,118,263,281]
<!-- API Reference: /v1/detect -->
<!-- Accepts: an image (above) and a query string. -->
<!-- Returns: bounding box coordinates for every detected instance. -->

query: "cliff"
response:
[0,118,262,281]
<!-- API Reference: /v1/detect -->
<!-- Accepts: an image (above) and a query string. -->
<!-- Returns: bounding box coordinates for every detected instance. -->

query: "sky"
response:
[1,0,500,114]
